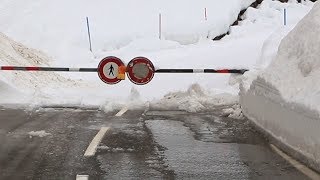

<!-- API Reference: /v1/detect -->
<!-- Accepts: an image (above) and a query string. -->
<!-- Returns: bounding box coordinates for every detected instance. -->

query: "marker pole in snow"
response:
[159,13,162,40]
[86,17,93,52]
[284,8,287,26]
[205,8,207,21]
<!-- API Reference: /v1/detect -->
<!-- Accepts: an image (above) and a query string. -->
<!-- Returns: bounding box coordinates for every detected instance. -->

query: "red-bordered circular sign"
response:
[97,56,125,84]
[126,57,155,85]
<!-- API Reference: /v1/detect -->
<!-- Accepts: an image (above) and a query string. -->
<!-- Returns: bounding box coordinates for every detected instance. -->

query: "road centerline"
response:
[76,175,89,180]
[115,107,128,117]
[84,127,110,157]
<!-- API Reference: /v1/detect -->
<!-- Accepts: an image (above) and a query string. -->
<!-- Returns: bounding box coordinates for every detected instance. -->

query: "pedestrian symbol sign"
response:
[104,63,117,79]
[98,56,125,84]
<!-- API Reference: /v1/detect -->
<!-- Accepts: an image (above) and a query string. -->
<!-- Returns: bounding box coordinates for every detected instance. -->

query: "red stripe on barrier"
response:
[1,66,14,70]
[25,67,40,71]
[217,69,229,73]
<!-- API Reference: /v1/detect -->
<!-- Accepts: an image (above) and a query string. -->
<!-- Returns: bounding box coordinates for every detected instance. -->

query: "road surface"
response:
[0,105,310,179]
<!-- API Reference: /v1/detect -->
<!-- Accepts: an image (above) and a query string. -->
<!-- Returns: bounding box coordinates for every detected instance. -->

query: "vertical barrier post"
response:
[205,8,207,21]
[86,17,93,52]
[159,13,162,40]
[284,8,287,26]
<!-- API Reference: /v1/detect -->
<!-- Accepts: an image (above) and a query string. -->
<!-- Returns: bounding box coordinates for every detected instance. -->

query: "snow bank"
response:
[261,1,320,112]
[240,1,320,171]
[0,32,130,107]
[0,33,85,104]
[0,0,255,66]
[240,0,314,92]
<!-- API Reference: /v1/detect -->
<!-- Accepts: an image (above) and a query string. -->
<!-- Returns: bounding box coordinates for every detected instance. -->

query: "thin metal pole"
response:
[205,8,207,21]
[159,13,162,40]
[86,17,93,52]
[284,9,287,26]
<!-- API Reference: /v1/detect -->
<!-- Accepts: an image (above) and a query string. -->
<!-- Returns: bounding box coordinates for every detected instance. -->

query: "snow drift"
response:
[0,32,84,104]
[240,1,320,172]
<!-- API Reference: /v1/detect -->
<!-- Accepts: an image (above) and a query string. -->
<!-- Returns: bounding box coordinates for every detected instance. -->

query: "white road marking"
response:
[270,144,320,180]
[115,107,128,117]
[76,175,89,180]
[84,127,110,157]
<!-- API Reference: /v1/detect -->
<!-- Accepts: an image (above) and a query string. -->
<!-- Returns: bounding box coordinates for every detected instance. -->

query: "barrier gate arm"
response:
[0,66,248,74]
[0,66,97,72]
[155,69,248,74]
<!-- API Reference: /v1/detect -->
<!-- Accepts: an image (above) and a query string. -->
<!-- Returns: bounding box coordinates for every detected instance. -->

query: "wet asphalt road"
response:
[0,105,310,180]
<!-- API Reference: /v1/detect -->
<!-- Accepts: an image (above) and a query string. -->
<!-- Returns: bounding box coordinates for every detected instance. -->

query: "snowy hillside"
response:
[0,33,89,104]
[0,0,315,110]
[0,0,255,66]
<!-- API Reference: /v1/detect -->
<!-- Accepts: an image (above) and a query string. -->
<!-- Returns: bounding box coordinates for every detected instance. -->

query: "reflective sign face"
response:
[132,63,149,79]
[103,62,118,79]
[97,56,124,84]
[126,57,155,85]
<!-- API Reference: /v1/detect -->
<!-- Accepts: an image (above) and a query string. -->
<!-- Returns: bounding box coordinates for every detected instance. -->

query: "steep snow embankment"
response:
[240,1,320,172]
[0,33,84,105]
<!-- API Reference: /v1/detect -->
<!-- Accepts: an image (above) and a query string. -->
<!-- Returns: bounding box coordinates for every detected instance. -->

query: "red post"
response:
[159,13,162,39]
[205,8,207,21]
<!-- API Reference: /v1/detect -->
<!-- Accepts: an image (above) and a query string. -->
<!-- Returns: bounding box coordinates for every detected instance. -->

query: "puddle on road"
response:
[96,119,174,179]
[146,120,251,179]
[145,110,263,144]
[145,117,306,179]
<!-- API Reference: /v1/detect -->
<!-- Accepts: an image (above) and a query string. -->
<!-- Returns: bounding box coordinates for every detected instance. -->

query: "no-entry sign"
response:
[97,56,125,84]
[126,57,155,85]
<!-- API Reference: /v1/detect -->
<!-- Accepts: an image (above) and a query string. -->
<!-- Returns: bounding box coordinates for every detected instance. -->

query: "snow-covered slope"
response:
[0,0,314,112]
[240,1,320,172]
[261,1,320,112]
[0,32,86,104]
[0,0,255,66]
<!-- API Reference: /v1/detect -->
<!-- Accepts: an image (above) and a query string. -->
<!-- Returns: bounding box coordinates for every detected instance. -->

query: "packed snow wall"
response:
[240,1,320,172]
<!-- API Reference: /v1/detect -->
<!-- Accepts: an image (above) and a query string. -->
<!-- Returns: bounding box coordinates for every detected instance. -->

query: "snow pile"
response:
[221,104,244,119]
[149,84,238,112]
[258,1,320,113]
[101,87,147,113]
[0,33,86,104]
[28,130,51,138]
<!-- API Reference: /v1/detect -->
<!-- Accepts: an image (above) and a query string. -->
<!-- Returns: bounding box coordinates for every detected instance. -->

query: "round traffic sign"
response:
[126,57,155,85]
[97,56,125,84]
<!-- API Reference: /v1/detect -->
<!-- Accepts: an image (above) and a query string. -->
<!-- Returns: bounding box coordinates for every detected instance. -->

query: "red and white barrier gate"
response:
[0,56,248,85]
